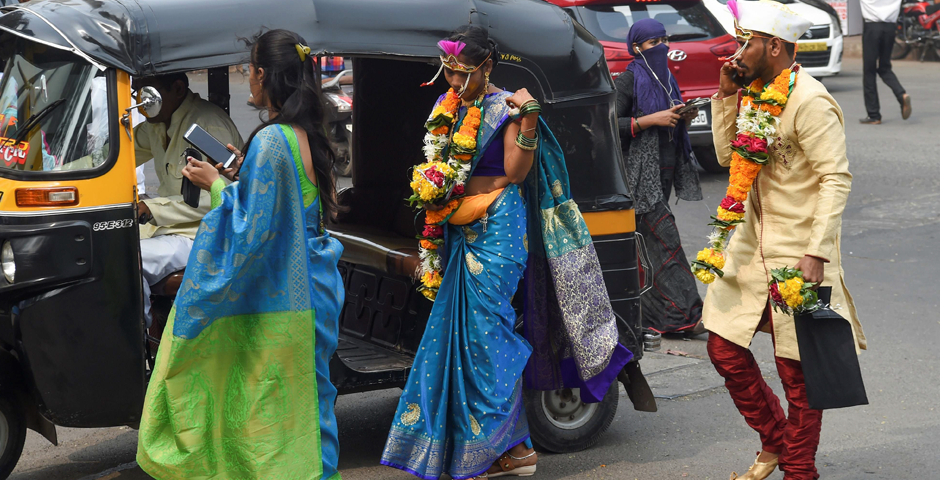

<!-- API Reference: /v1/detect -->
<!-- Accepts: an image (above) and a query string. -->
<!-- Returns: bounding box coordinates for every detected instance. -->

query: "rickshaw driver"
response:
[132,73,243,327]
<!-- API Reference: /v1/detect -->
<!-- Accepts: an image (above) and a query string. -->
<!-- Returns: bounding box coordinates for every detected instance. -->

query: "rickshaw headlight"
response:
[1,241,14,283]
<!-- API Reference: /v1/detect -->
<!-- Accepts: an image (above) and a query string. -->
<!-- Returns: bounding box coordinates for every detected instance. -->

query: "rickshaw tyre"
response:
[0,392,26,479]
[692,147,728,174]
[522,381,618,454]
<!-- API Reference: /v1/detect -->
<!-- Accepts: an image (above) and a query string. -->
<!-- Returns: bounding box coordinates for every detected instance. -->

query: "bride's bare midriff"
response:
[466,175,511,196]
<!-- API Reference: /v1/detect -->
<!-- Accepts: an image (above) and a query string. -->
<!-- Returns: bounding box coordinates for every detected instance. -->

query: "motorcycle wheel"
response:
[892,34,912,60]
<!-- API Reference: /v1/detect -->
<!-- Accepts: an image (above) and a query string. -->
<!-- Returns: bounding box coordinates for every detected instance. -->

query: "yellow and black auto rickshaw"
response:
[0,0,654,476]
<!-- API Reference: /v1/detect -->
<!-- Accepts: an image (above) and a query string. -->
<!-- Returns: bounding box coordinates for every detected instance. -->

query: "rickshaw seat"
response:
[151,270,185,297]
[327,224,419,279]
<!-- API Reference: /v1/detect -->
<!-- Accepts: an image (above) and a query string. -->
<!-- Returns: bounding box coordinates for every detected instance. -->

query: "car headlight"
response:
[1,241,14,283]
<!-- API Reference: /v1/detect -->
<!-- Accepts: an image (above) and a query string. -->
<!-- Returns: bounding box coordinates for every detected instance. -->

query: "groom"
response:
[702,1,867,479]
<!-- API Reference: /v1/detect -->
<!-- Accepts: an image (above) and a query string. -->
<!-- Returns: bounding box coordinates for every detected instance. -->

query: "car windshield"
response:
[577,2,725,43]
[0,37,110,175]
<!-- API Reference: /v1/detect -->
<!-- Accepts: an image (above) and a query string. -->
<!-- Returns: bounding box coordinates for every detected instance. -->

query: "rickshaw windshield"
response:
[0,38,110,175]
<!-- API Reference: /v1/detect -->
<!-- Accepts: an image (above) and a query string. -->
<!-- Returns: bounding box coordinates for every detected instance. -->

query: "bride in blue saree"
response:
[137,30,345,479]
[381,26,633,480]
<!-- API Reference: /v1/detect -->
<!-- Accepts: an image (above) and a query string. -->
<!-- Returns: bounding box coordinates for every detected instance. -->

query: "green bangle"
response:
[515,131,538,151]
[520,103,542,116]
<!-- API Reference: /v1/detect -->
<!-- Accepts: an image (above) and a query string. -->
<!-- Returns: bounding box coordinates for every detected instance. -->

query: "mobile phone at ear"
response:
[183,123,236,168]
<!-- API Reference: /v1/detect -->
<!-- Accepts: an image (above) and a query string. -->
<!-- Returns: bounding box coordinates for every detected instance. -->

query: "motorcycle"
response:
[893,1,940,60]
[322,69,353,177]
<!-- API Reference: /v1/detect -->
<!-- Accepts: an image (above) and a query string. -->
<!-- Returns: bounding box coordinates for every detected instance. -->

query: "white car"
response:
[703,0,843,77]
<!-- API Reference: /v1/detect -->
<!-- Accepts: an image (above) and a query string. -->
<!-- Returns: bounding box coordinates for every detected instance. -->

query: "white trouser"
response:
[141,234,193,328]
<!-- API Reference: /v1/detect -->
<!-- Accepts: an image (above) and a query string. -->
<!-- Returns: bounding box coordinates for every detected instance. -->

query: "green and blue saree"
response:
[137,125,344,480]
[381,92,632,479]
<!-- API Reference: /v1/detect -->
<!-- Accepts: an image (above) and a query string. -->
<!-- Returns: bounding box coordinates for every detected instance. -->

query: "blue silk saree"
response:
[138,125,345,480]
[381,92,632,480]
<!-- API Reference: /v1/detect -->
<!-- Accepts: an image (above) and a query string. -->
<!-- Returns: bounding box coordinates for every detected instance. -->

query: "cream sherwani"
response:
[702,71,866,361]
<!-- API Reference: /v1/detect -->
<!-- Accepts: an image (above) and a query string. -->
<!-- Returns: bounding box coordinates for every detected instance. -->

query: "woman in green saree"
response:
[137,30,345,480]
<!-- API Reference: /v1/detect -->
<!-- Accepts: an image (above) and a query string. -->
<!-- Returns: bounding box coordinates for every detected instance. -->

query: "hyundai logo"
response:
[667,50,687,61]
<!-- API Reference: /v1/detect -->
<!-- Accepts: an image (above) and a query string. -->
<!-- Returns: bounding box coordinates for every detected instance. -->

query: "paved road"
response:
[10,57,939,479]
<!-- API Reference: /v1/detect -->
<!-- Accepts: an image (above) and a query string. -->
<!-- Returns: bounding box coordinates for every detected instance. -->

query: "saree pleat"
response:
[382,186,530,480]
[138,125,344,480]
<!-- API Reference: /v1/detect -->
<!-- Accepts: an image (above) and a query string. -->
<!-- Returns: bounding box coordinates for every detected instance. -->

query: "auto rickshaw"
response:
[0,0,655,476]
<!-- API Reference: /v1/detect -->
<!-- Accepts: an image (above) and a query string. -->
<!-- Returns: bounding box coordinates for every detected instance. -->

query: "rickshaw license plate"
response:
[800,42,827,52]
[691,110,708,126]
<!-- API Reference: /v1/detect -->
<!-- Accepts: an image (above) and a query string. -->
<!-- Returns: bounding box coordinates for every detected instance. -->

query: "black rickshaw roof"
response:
[0,0,603,91]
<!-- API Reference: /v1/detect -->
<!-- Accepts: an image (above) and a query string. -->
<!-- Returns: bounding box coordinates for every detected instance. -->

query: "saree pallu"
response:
[382,185,530,480]
[137,125,345,480]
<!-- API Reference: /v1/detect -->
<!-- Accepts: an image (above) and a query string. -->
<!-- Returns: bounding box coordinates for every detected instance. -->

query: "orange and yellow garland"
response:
[411,89,484,300]
[691,68,797,284]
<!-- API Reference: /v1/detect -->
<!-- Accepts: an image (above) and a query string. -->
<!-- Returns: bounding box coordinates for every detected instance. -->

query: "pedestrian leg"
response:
[775,355,823,480]
[707,332,787,454]
[874,23,906,103]
[861,22,882,120]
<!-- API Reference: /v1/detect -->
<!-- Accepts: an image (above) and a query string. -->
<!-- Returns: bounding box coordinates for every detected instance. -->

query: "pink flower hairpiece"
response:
[727,0,740,20]
[437,40,466,58]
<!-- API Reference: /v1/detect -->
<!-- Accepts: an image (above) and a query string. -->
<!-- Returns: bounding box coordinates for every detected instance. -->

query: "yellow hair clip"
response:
[295,44,312,63]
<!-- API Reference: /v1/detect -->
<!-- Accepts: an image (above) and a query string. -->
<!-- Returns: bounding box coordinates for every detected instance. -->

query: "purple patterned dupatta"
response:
[520,119,633,403]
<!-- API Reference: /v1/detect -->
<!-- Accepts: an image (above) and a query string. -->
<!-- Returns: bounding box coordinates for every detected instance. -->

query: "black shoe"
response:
[859,117,882,125]
[901,94,912,120]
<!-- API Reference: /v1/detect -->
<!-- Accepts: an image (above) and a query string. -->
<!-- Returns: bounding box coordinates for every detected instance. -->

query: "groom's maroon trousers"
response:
[707,312,823,480]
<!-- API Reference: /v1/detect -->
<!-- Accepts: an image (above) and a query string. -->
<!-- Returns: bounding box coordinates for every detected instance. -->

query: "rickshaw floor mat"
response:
[336,334,413,373]
[328,224,420,279]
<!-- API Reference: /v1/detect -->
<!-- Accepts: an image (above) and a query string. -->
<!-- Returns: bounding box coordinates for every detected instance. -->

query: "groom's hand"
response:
[794,255,825,286]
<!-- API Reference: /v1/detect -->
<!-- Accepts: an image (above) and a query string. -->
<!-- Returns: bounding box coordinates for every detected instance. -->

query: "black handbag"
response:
[794,286,869,410]
[180,148,202,208]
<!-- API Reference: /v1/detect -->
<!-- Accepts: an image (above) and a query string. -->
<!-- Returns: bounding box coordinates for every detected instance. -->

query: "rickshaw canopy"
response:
[0,0,609,101]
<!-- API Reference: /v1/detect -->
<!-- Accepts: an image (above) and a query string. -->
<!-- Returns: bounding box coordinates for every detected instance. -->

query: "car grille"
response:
[801,25,831,40]
[796,48,832,68]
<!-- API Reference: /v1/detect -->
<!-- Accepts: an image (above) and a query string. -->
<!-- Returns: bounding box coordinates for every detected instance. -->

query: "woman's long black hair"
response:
[245,29,340,220]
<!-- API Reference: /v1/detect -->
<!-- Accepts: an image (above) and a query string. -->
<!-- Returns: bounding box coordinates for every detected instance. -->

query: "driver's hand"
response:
[137,201,153,224]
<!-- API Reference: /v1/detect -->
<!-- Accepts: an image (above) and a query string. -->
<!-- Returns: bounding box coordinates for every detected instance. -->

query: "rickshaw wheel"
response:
[523,381,618,453]
[0,392,26,478]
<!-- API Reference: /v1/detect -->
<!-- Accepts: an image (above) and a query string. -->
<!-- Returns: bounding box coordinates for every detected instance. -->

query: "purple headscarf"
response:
[626,18,692,160]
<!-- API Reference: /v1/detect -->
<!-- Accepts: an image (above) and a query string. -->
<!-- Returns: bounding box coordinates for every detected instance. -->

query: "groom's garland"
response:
[692,67,797,284]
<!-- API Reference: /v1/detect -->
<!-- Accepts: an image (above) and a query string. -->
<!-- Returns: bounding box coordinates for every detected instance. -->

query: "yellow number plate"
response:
[799,42,827,52]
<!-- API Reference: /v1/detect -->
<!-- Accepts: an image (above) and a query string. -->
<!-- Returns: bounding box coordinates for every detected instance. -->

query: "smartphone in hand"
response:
[183,124,237,168]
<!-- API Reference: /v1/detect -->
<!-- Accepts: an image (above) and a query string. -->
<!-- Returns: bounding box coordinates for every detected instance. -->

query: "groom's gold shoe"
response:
[729,453,779,480]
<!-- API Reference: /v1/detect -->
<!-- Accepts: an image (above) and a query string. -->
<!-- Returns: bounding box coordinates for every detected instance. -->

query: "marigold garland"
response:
[411,89,485,300]
[691,68,797,284]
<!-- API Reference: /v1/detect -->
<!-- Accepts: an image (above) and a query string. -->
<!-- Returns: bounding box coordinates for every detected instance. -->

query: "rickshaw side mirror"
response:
[128,86,163,118]
[121,86,162,139]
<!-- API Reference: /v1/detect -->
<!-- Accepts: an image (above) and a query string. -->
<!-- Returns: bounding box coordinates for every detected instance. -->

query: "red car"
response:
[547,0,736,172]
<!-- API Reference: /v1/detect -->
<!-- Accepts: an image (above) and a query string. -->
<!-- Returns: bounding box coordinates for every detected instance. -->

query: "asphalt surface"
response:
[9,57,939,480]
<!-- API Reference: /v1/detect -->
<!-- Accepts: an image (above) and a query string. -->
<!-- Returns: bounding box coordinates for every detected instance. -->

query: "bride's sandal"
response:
[488,449,538,478]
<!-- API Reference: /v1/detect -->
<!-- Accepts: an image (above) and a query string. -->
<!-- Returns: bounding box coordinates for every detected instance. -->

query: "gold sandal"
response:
[729,453,778,480]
